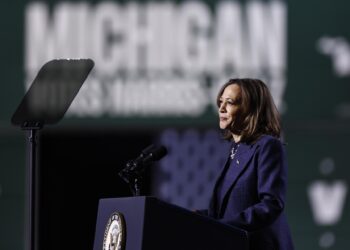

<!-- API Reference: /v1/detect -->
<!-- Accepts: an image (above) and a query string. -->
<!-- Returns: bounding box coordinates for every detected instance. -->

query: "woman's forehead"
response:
[221,84,241,98]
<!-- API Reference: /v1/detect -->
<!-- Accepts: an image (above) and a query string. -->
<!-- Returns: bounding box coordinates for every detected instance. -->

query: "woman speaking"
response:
[204,78,294,250]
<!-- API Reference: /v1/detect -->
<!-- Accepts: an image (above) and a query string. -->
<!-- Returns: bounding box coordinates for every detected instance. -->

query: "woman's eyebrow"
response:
[224,97,235,101]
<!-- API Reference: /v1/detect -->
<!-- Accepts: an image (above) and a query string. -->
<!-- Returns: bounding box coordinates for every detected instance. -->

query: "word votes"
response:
[318,36,350,77]
[308,180,348,225]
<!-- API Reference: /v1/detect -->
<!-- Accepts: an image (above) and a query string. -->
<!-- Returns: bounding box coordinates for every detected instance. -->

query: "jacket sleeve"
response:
[195,209,209,216]
[218,138,287,231]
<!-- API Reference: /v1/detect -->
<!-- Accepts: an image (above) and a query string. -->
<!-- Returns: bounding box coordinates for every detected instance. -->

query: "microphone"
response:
[132,145,167,169]
[132,144,157,164]
[119,145,168,183]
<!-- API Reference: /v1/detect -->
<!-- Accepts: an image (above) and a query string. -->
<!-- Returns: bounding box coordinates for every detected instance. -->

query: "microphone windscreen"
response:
[152,146,168,160]
[141,144,156,155]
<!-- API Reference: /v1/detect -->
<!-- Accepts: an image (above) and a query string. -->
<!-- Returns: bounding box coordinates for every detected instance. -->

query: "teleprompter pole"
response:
[23,123,42,250]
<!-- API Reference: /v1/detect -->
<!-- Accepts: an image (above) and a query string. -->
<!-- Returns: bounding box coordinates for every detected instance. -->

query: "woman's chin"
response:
[219,123,229,130]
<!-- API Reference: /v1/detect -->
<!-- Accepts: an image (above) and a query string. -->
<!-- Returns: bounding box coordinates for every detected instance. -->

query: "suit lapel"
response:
[218,142,257,216]
[209,143,232,217]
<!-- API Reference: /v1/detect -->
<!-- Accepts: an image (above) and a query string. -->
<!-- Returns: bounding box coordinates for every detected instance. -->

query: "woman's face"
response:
[218,84,241,130]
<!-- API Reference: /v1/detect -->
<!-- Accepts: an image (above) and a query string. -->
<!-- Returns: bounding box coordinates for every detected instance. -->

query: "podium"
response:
[93,197,249,250]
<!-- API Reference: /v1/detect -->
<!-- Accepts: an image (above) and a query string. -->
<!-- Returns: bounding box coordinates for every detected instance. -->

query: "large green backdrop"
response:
[1,0,349,249]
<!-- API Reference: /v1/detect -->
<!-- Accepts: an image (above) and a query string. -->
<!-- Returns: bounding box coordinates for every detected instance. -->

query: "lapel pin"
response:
[236,160,239,165]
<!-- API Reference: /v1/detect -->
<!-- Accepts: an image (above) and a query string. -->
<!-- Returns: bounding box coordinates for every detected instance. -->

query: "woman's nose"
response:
[219,103,226,112]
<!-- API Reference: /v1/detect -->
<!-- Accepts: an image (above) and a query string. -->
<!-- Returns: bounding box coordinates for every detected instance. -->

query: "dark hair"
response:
[216,78,281,143]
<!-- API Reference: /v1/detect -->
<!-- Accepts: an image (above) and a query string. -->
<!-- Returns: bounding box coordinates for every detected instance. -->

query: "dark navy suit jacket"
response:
[207,135,294,250]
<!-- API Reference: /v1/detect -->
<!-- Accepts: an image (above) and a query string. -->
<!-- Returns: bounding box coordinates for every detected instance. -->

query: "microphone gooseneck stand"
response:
[118,145,167,196]
[119,160,146,196]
